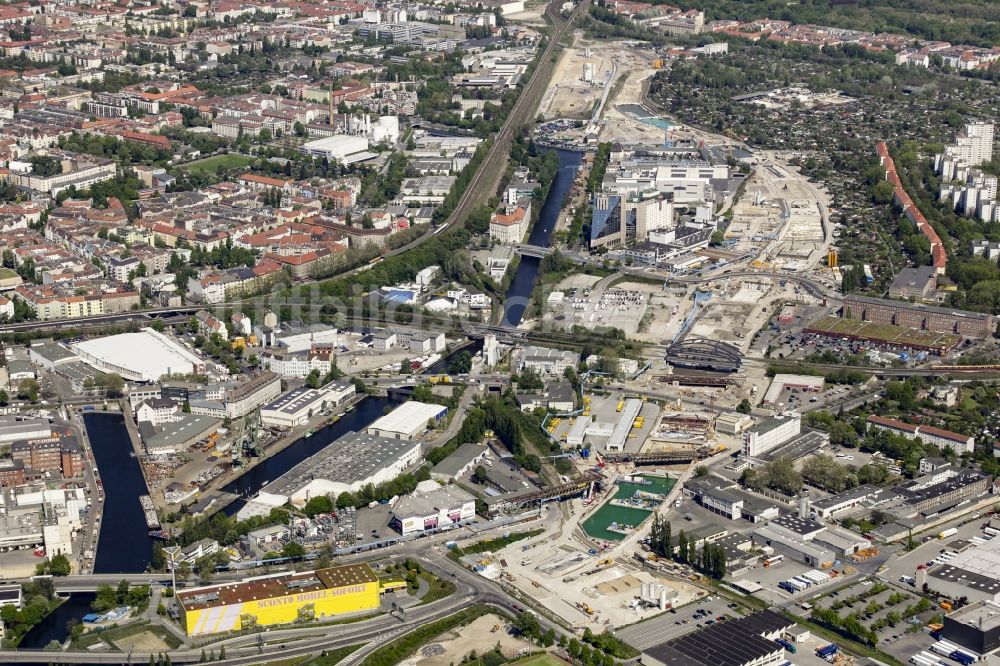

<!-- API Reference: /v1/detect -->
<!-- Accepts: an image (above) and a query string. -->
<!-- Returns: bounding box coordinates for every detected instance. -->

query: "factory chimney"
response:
[798,493,810,519]
[328,81,334,127]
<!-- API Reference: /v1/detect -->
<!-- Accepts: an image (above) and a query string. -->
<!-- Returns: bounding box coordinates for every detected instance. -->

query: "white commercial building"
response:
[390,484,476,535]
[742,415,801,457]
[265,431,422,506]
[259,382,355,428]
[299,134,369,161]
[72,328,206,382]
[366,401,447,440]
[606,398,642,452]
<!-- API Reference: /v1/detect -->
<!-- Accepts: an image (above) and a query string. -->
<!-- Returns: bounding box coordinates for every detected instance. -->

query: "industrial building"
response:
[606,398,642,452]
[517,345,580,376]
[920,535,1000,603]
[71,328,206,382]
[430,443,490,481]
[941,601,1000,656]
[642,609,794,666]
[266,431,421,506]
[389,483,476,535]
[138,414,219,455]
[299,135,370,162]
[366,401,447,440]
[259,382,355,428]
[10,432,85,479]
[742,415,801,457]
[176,564,382,636]
[0,417,52,445]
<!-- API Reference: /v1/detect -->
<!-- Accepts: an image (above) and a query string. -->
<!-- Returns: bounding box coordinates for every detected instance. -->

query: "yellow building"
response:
[176,563,381,636]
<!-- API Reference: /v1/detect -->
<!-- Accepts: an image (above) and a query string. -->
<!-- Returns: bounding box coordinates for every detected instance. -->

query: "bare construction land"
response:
[541,36,616,119]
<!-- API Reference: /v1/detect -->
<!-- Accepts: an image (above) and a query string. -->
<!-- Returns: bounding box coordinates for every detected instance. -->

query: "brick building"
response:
[10,434,85,479]
[842,295,993,338]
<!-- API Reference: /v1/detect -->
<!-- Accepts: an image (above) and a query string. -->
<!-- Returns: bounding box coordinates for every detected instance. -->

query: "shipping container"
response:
[939,527,959,540]
[816,644,839,658]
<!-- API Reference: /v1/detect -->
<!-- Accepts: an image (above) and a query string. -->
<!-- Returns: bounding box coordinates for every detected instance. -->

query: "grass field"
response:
[176,153,254,176]
[511,655,572,666]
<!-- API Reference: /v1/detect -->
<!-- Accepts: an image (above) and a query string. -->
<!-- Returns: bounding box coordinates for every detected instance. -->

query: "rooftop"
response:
[269,431,420,496]
[946,600,1000,632]
[367,401,447,437]
[72,328,203,382]
[177,564,377,612]
[391,485,474,519]
[431,442,489,478]
[644,609,792,666]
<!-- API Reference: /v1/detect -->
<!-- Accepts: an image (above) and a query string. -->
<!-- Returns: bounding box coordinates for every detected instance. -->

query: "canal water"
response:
[581,474,677,542]
[20,397,394,649]
[502,149,582,328]
[18,593,96,650]
[221,394,395,507]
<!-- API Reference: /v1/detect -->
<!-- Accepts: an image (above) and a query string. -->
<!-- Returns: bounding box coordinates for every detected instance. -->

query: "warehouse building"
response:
[390,483,476,535]
[0,417,52,445]
[430,443,489,481]
[267,431,421,506]
[260,382,356,428]
[811,485,880,519]
[366,401,447,440]
[176,564,381,636]
[643,609,793,666]
[72,328,206,382]
[742,415,801,457]
[941,601,1000,656]
[920,536,1000,604]
[138,414,219,455]
[606,398,642,452]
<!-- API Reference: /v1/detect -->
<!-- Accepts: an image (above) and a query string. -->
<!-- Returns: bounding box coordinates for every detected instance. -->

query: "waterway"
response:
[581,474,677,542]
[423,339,484,375]
[86,412,156,573]
[18,593,96,650]
[502,149,582,328]
[222,395,396,514]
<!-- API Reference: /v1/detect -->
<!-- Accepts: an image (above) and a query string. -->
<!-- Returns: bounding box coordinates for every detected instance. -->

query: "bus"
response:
[763,555,784,567]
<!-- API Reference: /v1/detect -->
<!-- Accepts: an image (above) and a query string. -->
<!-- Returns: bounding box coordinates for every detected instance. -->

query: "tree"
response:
[471,465,490,484]
[281,542,305,560]
[736,399,752,414]
[17,378,40,402]
[49,553,71,576]
[302,495,333,517]
[693,465,708,477]
[176,561,191,582]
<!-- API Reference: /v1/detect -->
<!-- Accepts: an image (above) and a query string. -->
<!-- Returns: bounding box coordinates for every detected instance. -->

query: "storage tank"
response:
[583,62,594,83]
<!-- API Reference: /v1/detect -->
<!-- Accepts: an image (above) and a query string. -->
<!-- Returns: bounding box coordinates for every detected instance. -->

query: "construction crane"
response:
[232,407,262,467]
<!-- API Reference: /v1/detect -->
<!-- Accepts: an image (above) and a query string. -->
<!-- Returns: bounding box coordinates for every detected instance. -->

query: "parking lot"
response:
[617,596,737,650]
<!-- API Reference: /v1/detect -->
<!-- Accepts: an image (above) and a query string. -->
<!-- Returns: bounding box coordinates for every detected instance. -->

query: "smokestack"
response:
[329,81,334,127]
[798,493,809,519]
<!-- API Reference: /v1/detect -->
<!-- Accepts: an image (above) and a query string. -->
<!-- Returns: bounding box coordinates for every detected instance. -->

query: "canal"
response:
[221,394,395,507]
[502,149,582,328]
[20,397,395,649]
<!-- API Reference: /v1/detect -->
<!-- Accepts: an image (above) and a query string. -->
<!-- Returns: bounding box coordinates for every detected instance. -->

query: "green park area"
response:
[177,154,255,177]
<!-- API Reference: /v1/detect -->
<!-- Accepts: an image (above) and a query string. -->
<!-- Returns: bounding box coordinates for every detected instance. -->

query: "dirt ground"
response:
[113,630,172,652]
[542,38,615,119]
[402,613,535,666]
